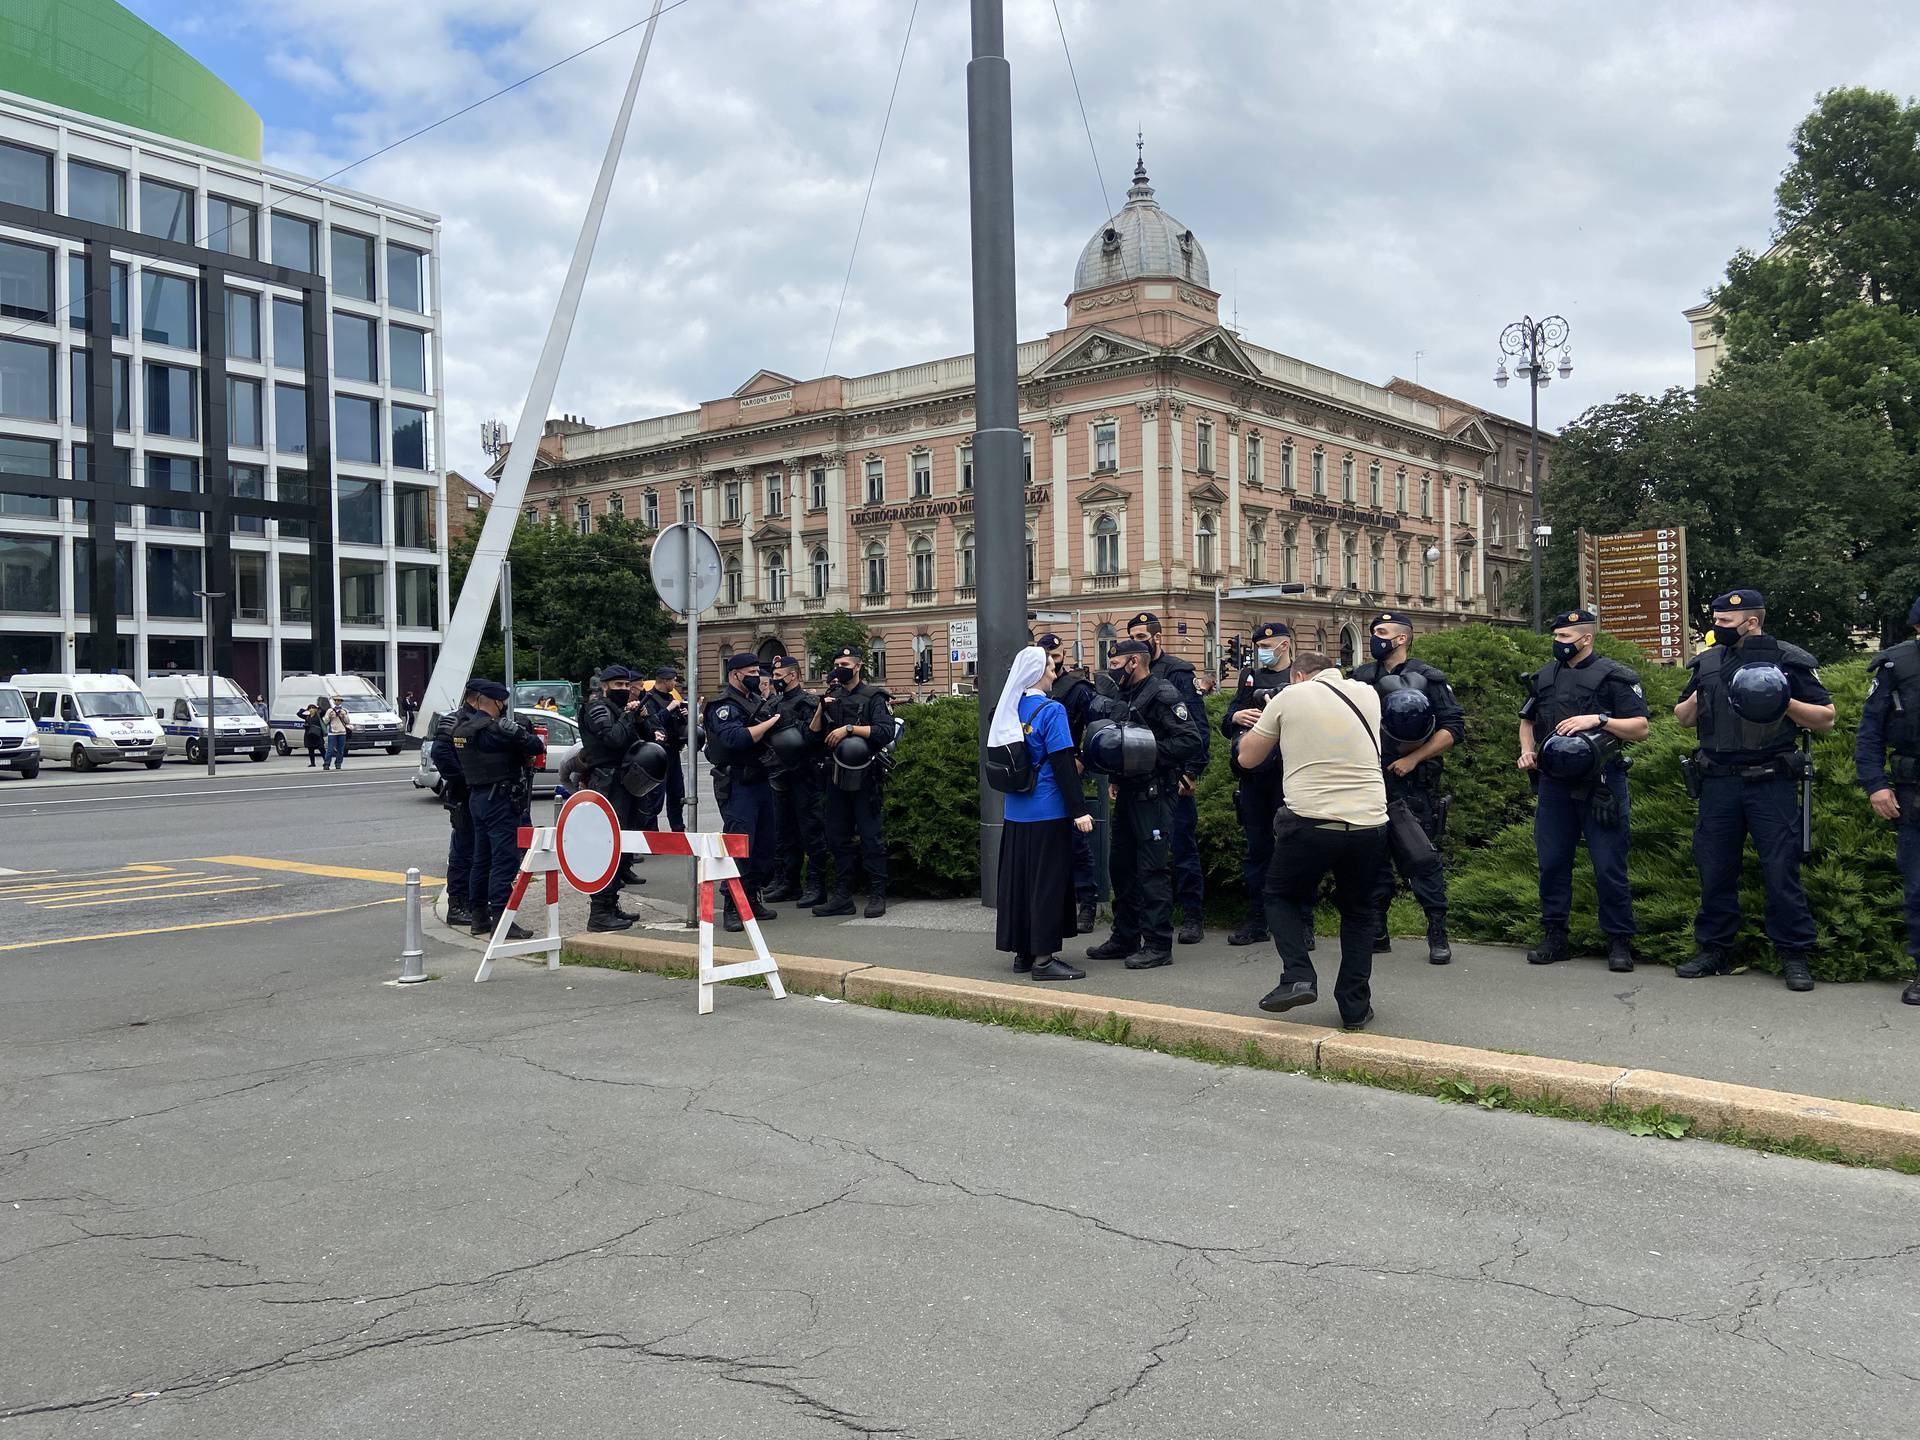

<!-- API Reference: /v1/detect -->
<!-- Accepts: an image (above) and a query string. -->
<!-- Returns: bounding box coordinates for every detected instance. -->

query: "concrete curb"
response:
[561,932,1920,1166]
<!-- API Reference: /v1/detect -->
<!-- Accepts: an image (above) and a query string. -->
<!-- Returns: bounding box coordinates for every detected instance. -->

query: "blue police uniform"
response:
[1678,592,1828,982]
[1222,622,1306,947]
[1855,601,1920,1004]
[427,703,477,922]
[1519,621,1647,962]
[637,671,688,832]
[1039,635,1100,930]
[704,671,780,924]
[1132,613,1208,941]
[451,681,546,929]
[811,650,895,918]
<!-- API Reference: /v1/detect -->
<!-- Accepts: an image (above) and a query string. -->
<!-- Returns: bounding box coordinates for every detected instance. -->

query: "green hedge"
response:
[878,630,1910,981]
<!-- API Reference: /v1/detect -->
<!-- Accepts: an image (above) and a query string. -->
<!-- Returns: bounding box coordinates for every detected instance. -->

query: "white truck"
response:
[10,673,167,770]
[142,673,274,763]
[269,673,405,756]
[0,683,43,779]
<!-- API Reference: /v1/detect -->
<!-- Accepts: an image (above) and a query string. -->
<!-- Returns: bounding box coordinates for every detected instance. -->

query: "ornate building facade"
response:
[519,159,1506,690]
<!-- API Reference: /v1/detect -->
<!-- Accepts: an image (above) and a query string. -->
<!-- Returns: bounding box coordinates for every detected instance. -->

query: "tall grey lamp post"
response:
[1494,315,1572,631]
[192,589,225,777]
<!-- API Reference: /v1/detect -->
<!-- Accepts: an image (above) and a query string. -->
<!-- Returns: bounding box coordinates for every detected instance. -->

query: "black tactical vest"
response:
[451,711,515,786]
[1690,636,1807,756]
[1872,639,1920,757]
[577,695,632,771]
[1528,656,1622,735]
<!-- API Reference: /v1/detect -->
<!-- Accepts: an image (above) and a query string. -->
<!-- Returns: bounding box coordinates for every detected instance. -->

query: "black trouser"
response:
[824,778,887,894]
[589,782,635,914]
[640,753,686,831]
[773,771,831,891]
[445,799,473,907]
[1369,777,1448,920]
[717,771,778,899]
[1267,818,1389,1025]
[1110,780,1172,953]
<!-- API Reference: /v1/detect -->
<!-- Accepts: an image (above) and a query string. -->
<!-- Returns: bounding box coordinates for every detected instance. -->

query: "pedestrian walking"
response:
[302,701,325,767]
[252,694,267,720]
[402,691,419,730]
[322,696,352,770]
[1238,651,1391,1030]
[1857,594,1920,1007]
[989,646,1092,982]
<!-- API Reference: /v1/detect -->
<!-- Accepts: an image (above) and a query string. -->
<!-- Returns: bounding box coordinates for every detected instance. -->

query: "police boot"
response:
[1076,901,1098,935]
[1125,947,1173,970]
[723,896,744,933]
[1778,950,1815,994]
[619,860,644,885]
[445,897,473,929]
[1607,936,1636,974]
[761,880,798,903]
[1526,926,1570,966]
[1176,915,1204,945]
[1425,914,1452,966]
[863,891,887,919]
[468,909,493,938]
[1086,936,1137,961]
[795,880,828,910]
[1675,946,1739,979]
[1227,918,1269,947]
[588,902,634,933]
[503,921,534,942]
[754,894,780,922]
[1371,911,1393,954]
[811,890,856,918]
[1903,967,1920,1006]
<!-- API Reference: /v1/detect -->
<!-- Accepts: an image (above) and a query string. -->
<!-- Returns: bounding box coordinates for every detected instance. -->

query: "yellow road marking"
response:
[195,855,444,886]
[0,869,185,896]
[20,875,216,903]
[0,896,404,953]
[42,883,285,910]
[127,863,174,873]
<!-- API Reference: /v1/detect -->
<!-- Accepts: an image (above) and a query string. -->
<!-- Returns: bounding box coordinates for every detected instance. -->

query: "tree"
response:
[447,511,674,685]
[802,611,871,673]
[1541,363,1905,659]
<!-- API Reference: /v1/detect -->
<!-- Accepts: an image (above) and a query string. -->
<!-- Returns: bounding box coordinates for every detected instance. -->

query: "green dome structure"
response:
[0,0,262,161]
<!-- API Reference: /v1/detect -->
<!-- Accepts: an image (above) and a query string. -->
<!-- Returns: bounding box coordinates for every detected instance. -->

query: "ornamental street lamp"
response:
[1494,314,1571,631]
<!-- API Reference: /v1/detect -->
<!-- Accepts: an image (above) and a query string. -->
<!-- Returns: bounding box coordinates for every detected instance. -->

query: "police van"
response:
[141,674,274,763]
[10,673,167,770]
[0,683,42,779]
[269,673,405,756]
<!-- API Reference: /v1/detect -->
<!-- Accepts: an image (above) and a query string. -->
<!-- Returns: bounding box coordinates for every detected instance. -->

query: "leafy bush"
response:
[882,696,981,897]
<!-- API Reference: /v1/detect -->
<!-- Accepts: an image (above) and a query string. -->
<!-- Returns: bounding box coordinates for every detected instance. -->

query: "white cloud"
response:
[224,0,1920,482]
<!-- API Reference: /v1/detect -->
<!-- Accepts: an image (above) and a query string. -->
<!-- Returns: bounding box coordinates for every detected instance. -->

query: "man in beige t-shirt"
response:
[1234,653,1390,1028]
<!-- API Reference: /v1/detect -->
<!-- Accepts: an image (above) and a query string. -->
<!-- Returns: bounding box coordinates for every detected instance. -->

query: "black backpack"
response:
[984,698,1039,796]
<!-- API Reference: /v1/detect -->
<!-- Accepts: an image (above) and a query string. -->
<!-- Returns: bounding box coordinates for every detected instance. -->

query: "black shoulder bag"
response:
[1315,680,1442,879]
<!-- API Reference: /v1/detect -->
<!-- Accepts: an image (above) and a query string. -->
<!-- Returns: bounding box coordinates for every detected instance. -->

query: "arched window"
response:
[959,529,976,589]
[1024,526,1037,586]
[764,548,786,603]
[1489,508,1502,545]
[1095,622,1116,669]
[1343,534,1358,588]
[863,542,886,598]
[1458,484,1471,525]
[723,554,742,604]
[1396,543,1410,594]
[1315,626,1327,653]
[1247,520,1266,582]
[1421,550,1435,598]
[1458,552,1473,602]
[910,534,934,593]
[1282,524,1297,582]
[1196,510,1217,573]
[1312,529,1328,586]
[607,492,625,519]
[1368,461,1381,508]
[1370,539,1383,592]
[810,546,830,599]
[1490,569,1504,612]
[1093,514,1120,574]
[1339,625,1356,671]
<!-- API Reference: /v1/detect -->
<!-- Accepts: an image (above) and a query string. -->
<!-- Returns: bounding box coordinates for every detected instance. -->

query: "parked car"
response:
[511,680,579,719]
[412,707,582,798]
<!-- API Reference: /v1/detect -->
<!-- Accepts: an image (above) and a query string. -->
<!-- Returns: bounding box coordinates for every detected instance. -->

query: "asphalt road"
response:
[3,897,1917,1438]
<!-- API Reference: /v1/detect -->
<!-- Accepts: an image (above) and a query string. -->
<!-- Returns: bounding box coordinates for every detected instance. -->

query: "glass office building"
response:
[0,1,448,703]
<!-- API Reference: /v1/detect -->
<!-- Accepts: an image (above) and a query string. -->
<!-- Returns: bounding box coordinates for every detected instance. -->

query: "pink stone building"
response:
[517,159,1506,692]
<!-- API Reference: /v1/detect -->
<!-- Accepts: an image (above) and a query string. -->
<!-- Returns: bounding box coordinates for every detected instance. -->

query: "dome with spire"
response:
[1072,145,1210,293]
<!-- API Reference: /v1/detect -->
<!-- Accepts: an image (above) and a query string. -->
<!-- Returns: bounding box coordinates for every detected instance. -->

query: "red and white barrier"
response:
[476,790,785,1015]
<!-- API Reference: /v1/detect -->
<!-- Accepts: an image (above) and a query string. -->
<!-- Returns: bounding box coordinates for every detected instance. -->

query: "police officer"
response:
[1223,621,1305,948]
[763,655,832,909]
[638,666,689,832]
[1039,633,1099,935]
[1086,638,1207,969]
[1126,612,1209,943]
[702,655,783,931]
[1517,609,1650,972]
[1675,588,1835,991]
[1858,596,1920,1007]
[450,678,545,939]
[1352,609,1464,964]
[577,665,650,932]
[427,695,476,929]
[810,645,894,919]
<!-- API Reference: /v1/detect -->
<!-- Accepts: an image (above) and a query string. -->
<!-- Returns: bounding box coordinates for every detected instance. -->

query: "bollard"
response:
[397,867,428,983]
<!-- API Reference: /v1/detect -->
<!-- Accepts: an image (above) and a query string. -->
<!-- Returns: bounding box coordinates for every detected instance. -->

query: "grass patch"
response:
[562,948,767,988]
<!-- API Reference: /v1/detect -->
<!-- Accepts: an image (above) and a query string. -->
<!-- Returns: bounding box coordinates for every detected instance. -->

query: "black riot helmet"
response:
[619,739,670,798]
[1727,663,1791,724]
[1082,719,1158,777]
[830,733,873,791]
[766,721,810,769]
[1381,687,1436,745]
[1229,728,1279,778]
[1537,732,1604,783]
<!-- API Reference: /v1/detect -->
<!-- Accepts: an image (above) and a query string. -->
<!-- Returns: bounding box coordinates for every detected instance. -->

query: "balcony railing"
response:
[908,588,936,605]
[754,599,783,615]
[712,602,739,618]
[1087,573,1125,591]
[802,596,826,611]
[861,591,889,607]
[956,584,976,601]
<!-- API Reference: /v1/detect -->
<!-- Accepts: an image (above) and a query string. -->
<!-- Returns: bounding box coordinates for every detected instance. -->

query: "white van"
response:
[269,673,404,756]
[142,674,273,763]
[0,683,42,779]
[11,673,167,771]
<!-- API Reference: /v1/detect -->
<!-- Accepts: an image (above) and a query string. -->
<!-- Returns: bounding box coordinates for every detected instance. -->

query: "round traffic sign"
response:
[650,522,724,616]
[554,789,622,894]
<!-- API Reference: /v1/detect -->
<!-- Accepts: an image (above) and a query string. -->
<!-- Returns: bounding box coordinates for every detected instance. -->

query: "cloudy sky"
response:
[130,0,1920,483]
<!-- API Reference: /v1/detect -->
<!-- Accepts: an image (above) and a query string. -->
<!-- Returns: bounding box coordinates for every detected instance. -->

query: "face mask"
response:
[1551,640,1581,664]
[1712,624,1743,650]
[1256,648,1277,668]
[740,674,762,695]
[1369,635,1396,662]
[604,688,628,707]
[835,665,857,683]
[772,677,789,694]
[1108,663,1130,685]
